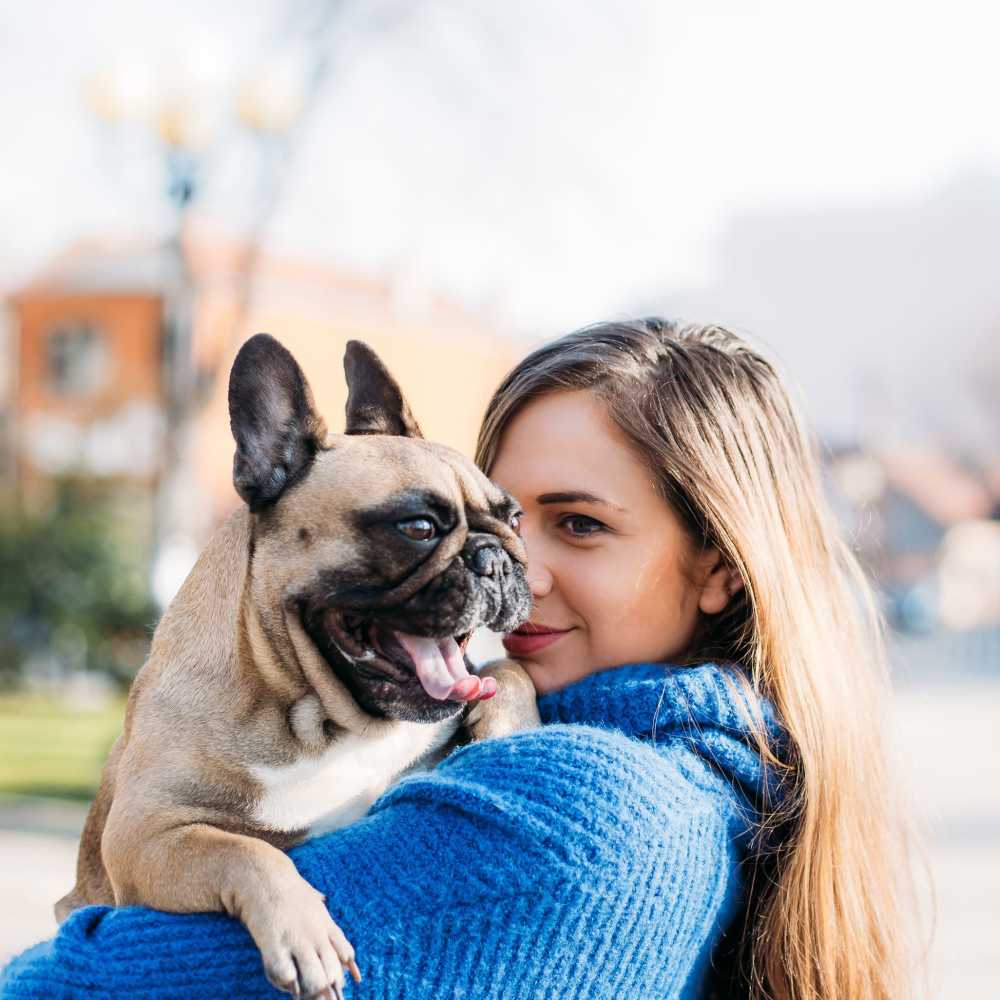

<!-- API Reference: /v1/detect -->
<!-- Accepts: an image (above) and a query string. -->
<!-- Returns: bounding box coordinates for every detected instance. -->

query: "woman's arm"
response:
[2,725,744,1000]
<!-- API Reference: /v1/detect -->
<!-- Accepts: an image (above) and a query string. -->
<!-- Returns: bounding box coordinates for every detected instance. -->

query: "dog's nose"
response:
[464,539,506,578]
[473,545,499,577]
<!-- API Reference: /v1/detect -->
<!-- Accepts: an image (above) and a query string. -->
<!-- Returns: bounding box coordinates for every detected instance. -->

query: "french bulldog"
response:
[54,334,540,999]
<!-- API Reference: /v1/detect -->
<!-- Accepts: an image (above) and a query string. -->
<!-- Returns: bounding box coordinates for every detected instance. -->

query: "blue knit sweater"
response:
[1,662,781,999]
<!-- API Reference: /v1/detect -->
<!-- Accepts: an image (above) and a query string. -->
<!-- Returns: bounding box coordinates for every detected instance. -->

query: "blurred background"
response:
[0,1,997,994]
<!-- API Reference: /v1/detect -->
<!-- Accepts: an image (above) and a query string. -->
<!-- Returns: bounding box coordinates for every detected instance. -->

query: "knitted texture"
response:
[2,662,780,999]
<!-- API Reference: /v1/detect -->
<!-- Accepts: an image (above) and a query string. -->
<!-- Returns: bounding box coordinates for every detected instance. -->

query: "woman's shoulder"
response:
[1,669,768,1000]
[537,662,784,809]
[536,661,781,745]
[366,712,754,896]
[294,662,781,926]
[1,724,750,1000]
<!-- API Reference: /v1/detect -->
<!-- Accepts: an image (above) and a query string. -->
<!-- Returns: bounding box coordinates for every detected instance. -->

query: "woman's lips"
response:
[502,623,572,656]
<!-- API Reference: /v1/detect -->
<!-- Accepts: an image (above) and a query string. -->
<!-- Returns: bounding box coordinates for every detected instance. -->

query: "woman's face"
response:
[489,390,736,695]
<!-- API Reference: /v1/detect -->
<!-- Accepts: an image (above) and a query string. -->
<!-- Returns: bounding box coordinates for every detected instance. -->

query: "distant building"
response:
[826,445,1000,630]
[4,234,524,555]
[938,520,1000,630]
[8,242,167,503]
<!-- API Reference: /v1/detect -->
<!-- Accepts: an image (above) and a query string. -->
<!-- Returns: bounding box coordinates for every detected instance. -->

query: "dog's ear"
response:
[343,340,423,438]
[228,333,328,511]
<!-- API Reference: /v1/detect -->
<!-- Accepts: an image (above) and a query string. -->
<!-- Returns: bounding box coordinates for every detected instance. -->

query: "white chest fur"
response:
[249,699,457,836]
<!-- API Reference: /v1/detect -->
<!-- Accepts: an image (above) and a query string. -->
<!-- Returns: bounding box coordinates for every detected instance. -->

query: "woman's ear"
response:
[695,547,745,615]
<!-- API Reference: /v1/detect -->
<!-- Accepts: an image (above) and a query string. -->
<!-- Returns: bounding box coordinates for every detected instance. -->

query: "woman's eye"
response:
[559,514,606,537]
[397,517,437,541]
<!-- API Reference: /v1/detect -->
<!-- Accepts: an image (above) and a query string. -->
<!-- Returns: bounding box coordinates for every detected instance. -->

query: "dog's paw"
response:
[464,659,541,742]
[252,880,361,1000]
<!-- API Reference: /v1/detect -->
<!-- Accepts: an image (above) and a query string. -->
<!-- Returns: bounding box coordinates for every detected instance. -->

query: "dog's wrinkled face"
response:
[228,334,531,722]
[284,435,529,722]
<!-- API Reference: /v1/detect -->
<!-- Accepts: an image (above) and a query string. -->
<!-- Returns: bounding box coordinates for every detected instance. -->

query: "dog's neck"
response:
[149,509,251,682]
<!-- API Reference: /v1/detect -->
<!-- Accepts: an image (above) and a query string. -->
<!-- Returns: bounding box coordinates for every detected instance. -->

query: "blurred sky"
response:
[2,0,999,437]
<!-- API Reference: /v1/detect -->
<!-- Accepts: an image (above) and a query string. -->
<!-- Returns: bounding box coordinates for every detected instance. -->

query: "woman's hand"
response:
[463,658,541,742]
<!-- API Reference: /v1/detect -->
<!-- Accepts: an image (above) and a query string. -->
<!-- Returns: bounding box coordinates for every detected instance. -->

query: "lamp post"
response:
[86,54,308,608]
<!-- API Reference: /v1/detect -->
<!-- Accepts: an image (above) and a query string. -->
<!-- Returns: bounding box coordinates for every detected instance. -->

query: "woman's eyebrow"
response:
[536,491,626,511]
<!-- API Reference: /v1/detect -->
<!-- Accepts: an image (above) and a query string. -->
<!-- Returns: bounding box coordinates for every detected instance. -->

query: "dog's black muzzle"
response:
[297,534,531,722]
[374,537,530,639]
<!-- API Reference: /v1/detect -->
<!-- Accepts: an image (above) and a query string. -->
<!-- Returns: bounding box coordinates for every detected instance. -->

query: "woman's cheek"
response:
[603,549,667,624]
[605,554,689,655]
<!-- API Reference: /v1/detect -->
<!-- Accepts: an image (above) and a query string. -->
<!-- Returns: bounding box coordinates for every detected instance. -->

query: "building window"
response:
[46,324,108,396]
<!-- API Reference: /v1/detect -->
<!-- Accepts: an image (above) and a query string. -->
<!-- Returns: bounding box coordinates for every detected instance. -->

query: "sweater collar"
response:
[537,661,786,813]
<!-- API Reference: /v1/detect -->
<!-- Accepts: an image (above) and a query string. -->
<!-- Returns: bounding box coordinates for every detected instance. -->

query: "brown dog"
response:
[55,335,540,999]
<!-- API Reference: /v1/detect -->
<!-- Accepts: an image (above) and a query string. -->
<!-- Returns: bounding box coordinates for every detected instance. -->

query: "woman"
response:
[1,319,920,999]
[479,319,922,998]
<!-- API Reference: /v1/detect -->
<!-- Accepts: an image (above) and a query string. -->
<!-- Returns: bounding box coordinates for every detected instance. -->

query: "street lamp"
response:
[86,53,308,608]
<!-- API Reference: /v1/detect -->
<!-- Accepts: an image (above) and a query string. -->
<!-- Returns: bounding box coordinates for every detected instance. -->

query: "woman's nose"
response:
[526,567,552,599]
[518,519,553,598]
[525,555,553,599]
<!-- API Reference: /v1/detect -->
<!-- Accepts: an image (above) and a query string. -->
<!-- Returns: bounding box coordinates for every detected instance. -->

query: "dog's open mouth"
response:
[325,612,493,703]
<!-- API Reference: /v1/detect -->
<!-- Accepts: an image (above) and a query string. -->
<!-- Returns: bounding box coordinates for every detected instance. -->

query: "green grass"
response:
[0,693,125,800]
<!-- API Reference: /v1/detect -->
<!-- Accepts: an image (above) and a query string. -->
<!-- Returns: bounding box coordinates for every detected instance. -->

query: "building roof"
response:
[8,233,494,338]
[11,239,172,297]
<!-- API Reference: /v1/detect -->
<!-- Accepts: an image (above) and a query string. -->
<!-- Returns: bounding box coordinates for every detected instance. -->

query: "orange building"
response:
[6,236,526,532]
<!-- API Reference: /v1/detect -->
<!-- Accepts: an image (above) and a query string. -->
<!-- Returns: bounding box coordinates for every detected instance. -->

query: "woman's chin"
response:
[519,657,584,696]
[511,657,548,694]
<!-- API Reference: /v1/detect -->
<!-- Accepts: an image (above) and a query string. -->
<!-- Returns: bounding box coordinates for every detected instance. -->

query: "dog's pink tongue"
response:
[395,634,478,701]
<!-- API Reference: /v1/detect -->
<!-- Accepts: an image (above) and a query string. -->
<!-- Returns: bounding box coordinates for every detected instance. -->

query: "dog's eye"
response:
[397,517,437,541]
[508,512,522,535]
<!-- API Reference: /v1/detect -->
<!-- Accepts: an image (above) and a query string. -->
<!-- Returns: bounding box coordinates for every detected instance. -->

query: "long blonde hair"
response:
[476,319,923,1000]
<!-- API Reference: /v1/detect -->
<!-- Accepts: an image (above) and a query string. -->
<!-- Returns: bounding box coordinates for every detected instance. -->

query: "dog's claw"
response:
[347,957,362,983]
[333,982,345,1000]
